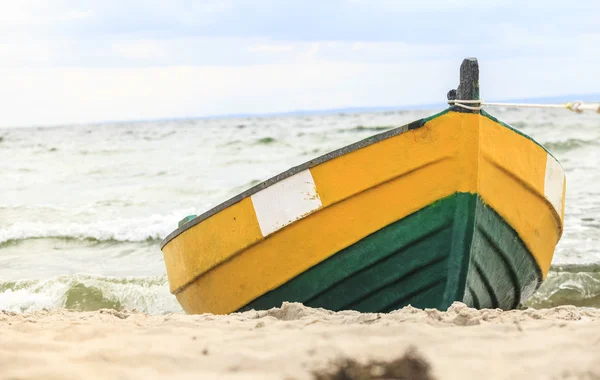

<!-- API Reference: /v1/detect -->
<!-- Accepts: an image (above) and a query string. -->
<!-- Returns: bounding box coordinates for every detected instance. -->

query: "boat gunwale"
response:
[159,106,559,249]
[159,108,449,249]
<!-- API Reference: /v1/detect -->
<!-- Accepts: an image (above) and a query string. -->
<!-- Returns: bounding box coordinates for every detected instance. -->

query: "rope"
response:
[447,99,600,113]
[447,99,484,111]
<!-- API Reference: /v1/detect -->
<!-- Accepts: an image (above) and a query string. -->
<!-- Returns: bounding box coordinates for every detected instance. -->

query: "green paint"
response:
[464,200,542,309]
[238,193,541,313]
[178,215,197,228]
[442,190,477,309]
[420,107,452,124]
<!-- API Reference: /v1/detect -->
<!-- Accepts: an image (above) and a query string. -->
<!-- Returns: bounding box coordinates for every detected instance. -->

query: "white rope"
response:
[447,99,484,111]
[448,99,600,113]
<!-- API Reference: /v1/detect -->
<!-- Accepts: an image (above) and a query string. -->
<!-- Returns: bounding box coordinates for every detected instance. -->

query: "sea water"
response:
[1,108,598,313]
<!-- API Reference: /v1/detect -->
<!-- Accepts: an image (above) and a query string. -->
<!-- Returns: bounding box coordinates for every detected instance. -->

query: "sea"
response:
[1,107,598,314]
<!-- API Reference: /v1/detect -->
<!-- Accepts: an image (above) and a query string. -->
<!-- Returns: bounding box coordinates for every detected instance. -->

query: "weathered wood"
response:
[449,57,480,113]
[458,57,480,101]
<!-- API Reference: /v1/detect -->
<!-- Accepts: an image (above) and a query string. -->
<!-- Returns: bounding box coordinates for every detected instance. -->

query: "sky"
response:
[0,0,599,127]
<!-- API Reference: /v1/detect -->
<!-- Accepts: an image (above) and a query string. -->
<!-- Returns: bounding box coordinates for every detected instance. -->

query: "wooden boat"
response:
[160,58,566,314]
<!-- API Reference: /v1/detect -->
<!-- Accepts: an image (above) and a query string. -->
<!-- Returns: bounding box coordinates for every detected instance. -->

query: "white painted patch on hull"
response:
[251,169,322,237]
[544,154,565,220]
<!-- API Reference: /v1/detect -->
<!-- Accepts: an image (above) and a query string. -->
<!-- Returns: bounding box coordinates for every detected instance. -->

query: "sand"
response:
[3,302,600,380]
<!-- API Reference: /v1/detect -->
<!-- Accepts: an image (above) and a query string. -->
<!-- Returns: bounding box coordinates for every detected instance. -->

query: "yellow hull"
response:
[161,110,565,315]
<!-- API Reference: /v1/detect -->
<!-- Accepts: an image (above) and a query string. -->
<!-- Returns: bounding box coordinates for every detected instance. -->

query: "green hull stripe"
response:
[238,193,542,313]
[443,189,477,308]
[464,200,542,309]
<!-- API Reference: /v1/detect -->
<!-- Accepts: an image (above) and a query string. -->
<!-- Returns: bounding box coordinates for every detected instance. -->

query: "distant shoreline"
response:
[217,93,600,119]
[2,93,599,130]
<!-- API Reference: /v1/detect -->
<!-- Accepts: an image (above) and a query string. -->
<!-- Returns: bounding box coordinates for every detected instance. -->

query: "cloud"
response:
[247,44,294,53]
[0,1,92,27]
[0,0,599,127]
[0,37,459,68]
[0,41,53,66]
[2,54,599,128]
[5,0,600,42]
[0,61,452,127]
[112,40,167,60]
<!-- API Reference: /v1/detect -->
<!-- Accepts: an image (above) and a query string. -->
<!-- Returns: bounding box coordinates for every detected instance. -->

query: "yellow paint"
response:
[312,111,480,207]
[176,156,471,314]
[163,111,478,297]
[162,110,564,314]
[171,112,481,314]
[162,197,263,293]
[478,116,563,277]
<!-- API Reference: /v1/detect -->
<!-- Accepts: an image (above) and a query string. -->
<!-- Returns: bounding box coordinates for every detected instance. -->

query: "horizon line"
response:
[2,92,599,130]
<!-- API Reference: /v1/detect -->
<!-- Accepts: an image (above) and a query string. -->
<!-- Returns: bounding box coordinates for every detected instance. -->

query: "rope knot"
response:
[447,99,483,111]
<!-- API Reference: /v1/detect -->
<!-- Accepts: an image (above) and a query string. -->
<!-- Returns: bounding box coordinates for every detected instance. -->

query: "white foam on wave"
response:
[0,279,67,312]
[0,208,197,244]
[0,274,184,314]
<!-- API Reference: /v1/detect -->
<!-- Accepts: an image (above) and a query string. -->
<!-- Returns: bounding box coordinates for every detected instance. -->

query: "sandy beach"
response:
[3,302,600,380]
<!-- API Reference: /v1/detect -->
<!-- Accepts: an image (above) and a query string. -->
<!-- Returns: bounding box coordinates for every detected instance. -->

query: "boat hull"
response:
[161,109,565,314]
[238,193,541,312]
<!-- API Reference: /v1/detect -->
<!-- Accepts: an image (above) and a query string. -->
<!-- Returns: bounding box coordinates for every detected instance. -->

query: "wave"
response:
[0,274,183,314]
[525,265,600,309]
[255,136,277,145]
[352,125,394,132]
[0,210,196,245]
[3,265,600,315]
[339,125,394,133]
[542,138,597,153]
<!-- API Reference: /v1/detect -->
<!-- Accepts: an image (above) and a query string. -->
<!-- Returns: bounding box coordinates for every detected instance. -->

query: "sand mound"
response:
[3,302,600,379]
